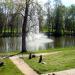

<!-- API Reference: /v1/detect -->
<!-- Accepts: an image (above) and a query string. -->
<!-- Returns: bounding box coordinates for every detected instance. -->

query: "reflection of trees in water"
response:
[0,38,4,52]
[0,37,21,52]
[53,36,75,48]
[45,43,54,49]
[54,37,64,48]
[7,37,21,52]
[0,36,75,52]
[8,38,16,51]
[64,36,75,47]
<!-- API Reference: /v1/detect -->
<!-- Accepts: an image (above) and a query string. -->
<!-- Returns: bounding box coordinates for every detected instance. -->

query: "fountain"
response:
[26,7,53,51]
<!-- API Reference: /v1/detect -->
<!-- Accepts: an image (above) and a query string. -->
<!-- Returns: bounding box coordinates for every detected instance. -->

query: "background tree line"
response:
[0,0,75,37]
[0,0,23,37]
[44,0,75,36]
[0,0,75,52]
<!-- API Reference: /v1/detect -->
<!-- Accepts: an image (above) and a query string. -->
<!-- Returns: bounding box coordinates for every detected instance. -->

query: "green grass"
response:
[23,48,75,74]
[26,47,75,53]
[0,58,23,75]
[0,51,21,56]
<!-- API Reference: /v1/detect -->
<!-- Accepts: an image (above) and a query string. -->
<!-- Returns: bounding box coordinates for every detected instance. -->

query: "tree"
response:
[0,7,7,34]
[4,0,24,35]
[22,0,44,52]
[2,0,42,52]
[36,3,44,32]
[22,0,31,52]
[54,0,64,36]
[65,5,75,34]
[45,0,52,36]
[69,5,75,34]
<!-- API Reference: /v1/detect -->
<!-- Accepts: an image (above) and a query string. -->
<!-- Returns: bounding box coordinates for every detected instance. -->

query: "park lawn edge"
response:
[0,58,23,75]
[23,47,75,74]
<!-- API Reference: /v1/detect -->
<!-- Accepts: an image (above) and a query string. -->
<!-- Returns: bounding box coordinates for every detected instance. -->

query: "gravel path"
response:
[9,56,38,75]
[18,51,62,57]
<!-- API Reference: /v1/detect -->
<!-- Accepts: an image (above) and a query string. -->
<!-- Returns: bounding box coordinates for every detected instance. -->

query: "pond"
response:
[0,36,75,52]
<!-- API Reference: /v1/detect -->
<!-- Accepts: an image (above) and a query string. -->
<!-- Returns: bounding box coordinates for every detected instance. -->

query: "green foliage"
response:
[0,0,75,36]
[65,4,75,33]
[0,0,23,36]
[44,0,75,36]
[53,0,65,36]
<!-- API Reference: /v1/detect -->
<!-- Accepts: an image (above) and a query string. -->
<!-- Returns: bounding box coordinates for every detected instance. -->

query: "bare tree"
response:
[22,0,31,52]
[22,0,43,52]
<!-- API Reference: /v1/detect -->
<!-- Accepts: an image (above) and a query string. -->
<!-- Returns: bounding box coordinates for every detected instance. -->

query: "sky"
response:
[38,0,75,7]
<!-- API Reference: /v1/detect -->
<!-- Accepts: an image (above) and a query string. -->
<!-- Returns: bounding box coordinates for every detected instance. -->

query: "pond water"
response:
[0,36,75,52]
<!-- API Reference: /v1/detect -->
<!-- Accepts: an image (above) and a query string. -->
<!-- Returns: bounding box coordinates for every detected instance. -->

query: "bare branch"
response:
[26,24,36,33]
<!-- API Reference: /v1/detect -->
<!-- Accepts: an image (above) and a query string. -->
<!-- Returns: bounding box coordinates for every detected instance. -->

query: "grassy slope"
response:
[0,58,23,75]
[23,47,75,74]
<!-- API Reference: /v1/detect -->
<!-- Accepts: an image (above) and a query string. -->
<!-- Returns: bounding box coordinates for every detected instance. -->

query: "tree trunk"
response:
[22,1,29,53]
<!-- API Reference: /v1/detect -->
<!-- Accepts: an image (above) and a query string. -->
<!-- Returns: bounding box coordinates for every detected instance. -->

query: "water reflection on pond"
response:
[52,36,75,48]
[0,37,21,52]
[0,36,75,52]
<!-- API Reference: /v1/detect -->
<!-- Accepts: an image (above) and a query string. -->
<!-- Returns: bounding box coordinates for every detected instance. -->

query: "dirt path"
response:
[18,51,62,58]
[9,56,38,75]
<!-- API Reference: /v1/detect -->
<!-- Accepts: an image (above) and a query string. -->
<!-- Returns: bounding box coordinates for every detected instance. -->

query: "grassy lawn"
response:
[28,47,75,53]
[0,58,23,75]
[23,48,75,74]
[0,51,20,56]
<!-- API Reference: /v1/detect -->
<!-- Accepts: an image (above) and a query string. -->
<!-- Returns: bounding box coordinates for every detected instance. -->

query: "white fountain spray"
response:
[26,4,53,51]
